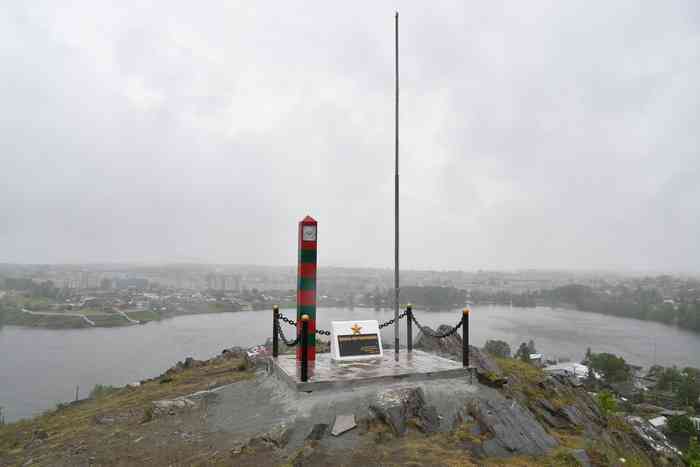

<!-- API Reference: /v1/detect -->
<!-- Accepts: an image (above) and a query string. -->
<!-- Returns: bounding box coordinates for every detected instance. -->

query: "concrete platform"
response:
[272,350,472,392]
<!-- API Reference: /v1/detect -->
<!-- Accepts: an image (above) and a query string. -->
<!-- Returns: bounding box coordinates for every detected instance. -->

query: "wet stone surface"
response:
[273,350,469,391]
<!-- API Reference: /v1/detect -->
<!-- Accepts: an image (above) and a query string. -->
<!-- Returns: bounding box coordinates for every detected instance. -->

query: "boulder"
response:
[414,324,462,356]
[369,387,441,436]
[152,397,198,416]
[467,398,558,458]
[233,423,293,453]
[221,346,247,359]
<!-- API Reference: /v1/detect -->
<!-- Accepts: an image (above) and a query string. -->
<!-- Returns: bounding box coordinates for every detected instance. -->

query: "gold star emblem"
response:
[350,323,362,335]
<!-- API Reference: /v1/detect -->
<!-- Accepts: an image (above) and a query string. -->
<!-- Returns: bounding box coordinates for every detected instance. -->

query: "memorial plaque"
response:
[338,333,381,357]
[331,320,383,362]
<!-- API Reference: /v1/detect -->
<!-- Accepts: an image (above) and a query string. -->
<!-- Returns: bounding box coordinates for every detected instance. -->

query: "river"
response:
[1,305,699,422]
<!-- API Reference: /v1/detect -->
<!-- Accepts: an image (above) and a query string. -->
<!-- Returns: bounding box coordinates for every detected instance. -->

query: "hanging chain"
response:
[277,312,331,338]
[277,310,413,339]
[278,313,296,327]
[379,308,408,329]
[411,313,463,339]
[275,317,298,346]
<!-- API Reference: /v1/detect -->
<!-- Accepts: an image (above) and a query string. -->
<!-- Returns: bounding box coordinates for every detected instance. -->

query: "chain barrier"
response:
[411,312,463,339]
[275,316,298,346]
[277,309,412,341]
[379,309,408,329]
[278,313,296,327]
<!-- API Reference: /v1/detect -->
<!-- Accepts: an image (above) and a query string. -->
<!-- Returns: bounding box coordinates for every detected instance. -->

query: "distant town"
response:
[1,263,698,332]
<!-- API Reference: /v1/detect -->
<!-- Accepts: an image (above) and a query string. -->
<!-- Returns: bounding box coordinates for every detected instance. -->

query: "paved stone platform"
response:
[272,350,471,392]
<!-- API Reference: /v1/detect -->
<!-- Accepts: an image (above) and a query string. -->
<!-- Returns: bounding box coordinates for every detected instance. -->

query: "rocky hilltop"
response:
[0,328,684,467]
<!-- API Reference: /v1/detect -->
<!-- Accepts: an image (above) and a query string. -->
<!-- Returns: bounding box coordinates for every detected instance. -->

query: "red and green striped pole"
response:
[296,215,317,366]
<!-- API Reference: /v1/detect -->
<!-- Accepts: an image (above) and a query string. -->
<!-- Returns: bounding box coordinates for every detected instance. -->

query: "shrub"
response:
[141,406,154,423]
[597,390,618,416]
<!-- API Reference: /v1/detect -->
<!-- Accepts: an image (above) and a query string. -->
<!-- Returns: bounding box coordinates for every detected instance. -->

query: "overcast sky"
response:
[1,1,698,272]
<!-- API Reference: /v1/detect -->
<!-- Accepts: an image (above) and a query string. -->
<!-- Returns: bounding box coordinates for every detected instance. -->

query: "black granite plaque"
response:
[337,334,380,357]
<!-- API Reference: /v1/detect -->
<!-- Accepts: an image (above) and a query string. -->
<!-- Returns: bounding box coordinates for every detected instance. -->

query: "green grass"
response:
[2,310,89,328]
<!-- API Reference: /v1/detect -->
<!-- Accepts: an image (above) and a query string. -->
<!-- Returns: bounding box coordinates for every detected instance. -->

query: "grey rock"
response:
[468,398,558,458]
[414,324,463,357]
[415,404,440,433]
[625,416,682,460]
[261,423,292,448]
[559,405,584,427]
[94,415,116,425]
[307,423,329,441]
[221,346,247,359]
[152,397,197,416]
[369,387,441,436]
[331,415,356,436]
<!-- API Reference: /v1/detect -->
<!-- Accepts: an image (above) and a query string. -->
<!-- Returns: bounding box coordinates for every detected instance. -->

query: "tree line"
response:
[537,284,700,334]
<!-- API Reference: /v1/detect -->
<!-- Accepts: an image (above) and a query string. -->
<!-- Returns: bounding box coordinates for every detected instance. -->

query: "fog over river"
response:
[2,306,699,422]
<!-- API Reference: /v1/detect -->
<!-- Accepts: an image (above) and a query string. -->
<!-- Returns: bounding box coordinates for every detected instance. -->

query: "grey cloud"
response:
[1,1,698,273]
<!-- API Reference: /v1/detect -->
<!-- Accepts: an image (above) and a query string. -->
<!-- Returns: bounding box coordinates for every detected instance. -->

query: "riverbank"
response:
[3,306,700,424]
[0,304,259,330]
[0,350,254,466]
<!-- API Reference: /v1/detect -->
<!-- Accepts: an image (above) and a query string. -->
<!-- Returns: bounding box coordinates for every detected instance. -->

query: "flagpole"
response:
[393,11,400,361]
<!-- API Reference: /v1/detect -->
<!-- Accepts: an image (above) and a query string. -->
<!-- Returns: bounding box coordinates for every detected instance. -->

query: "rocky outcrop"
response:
[466,398,558,458]
[625,416,682,463]
[369,387,440,435]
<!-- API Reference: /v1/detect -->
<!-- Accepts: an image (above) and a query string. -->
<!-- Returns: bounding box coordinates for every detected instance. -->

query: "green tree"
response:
[656,367,683,391]
[484,340,511,358]
[515,342,531,362]
[589,352,631,383]
[667,415,698,435]
[676,374,700,408]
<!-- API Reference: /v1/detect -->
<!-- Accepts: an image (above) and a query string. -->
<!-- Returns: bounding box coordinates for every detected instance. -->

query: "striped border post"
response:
[296,215,317,367]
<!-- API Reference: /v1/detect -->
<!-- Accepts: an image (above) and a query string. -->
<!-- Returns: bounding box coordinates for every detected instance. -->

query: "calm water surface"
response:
[1,305,699,422]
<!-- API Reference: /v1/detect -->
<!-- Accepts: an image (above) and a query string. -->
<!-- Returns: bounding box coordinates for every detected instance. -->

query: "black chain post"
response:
[406,304,413,353]
[272,305,279,358]
[300,314,309,382]
[462,308,469,368]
